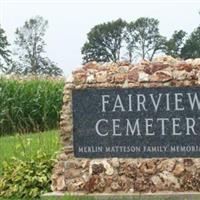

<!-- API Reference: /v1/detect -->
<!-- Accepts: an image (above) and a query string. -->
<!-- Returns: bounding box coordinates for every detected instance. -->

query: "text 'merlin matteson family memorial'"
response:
[52,56,200,193]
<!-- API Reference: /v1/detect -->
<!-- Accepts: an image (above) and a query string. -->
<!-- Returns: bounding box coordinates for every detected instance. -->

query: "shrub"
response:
[0,76,64,135]
[0,151,56,198]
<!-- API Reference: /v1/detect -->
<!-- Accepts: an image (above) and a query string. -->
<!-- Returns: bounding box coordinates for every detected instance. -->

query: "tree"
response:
[81,18,126,63]
[13,16,62,76]
[126,17,166,61]
[0,26,11,72]
[164,30,186,58]
[181,26,200,59]
[125,22,137,63]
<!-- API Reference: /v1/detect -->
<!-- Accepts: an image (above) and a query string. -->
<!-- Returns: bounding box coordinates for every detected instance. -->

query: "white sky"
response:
[0,0,200,75]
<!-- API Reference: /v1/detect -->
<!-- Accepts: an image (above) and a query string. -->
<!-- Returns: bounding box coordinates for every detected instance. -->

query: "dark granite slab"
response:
[72,87,200,158]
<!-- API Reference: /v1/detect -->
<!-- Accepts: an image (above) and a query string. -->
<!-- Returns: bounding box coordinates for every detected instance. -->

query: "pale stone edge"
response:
[43,191,200,197]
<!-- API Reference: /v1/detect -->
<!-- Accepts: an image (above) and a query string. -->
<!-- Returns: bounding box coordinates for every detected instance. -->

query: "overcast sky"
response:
[0,0,200,75]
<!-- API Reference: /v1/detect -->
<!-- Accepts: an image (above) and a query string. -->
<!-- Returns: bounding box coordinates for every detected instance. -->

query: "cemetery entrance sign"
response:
[72,87,200,158]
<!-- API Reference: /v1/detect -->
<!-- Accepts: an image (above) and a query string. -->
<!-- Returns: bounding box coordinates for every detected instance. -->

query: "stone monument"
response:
[51,56,200,194]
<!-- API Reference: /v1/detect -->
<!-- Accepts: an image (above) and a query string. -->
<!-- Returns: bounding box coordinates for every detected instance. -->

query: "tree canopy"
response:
[2,15,200,75]
[181,26,200,59]
[82,17,167,63]
[126,17,166,61]
[0,26,11,72]
[82,18,126,63]
[13,16,62,76]
[164,30,187,58]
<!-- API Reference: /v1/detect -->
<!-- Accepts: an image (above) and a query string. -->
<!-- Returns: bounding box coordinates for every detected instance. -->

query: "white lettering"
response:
[137,94,147,111]
[186,118,197,135]
[95,119,108,136]
[175,93,184,111]
[150,93,162,112]
[126,119,141,136]
[113,119,122,136]
[157,118,169,135]
[166,93,170,111]
[187,93,200,110]
[101,95,110,112]
[145,118,154,136]
[172,118,182,135]
[112,95,125,112]
[128,94,133,111]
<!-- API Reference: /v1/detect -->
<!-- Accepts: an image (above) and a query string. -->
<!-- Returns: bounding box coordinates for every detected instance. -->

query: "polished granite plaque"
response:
[72,87,200,158]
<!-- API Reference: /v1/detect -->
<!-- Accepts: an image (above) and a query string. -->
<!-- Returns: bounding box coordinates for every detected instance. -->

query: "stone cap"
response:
[67,56,200,87]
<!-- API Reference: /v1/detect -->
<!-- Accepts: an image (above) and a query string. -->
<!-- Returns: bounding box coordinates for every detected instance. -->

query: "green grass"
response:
[0,131,198,200]
[0,130,61,174]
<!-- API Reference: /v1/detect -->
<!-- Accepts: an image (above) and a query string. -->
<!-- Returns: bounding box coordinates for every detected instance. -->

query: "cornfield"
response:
[0,76,65,135]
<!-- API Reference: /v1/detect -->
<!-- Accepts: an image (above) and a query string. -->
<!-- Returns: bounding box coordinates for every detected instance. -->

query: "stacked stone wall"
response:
[52,56,200,193]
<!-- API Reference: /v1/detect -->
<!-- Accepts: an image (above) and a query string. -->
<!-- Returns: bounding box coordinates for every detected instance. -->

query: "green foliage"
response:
[0,151,56,199]
[165,30,187,58]
[82,17,167,63]
[82,18,126,63]
[126,17,166,61]
[12,16,63,76]
[0,26,11,72]
[0,130,60,198]
[0,77,64,135]
[181,26,200,59]
[0,130,60,173]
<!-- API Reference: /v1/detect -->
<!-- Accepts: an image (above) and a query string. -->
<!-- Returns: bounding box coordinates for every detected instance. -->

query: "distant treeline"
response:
[1,16,200,75]
[82,17,200,63]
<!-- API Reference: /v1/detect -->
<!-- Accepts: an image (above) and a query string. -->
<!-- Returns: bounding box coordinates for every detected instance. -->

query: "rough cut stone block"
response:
[52,56,200,194]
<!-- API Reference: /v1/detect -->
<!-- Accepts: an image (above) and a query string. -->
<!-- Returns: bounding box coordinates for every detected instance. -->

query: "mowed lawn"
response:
[0,130,61,174]
[0,131,199,200]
